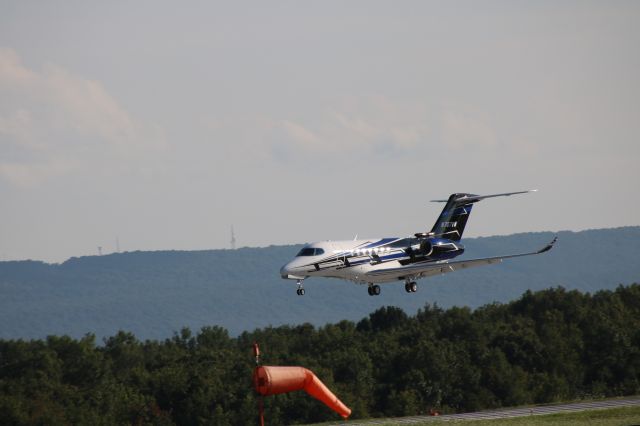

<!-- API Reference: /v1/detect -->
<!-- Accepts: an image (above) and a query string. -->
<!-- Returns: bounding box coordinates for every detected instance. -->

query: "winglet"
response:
[537,236,557,254]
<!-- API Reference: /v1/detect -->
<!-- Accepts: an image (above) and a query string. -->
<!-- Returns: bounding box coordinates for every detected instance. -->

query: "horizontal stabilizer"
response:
[430,189,537,203]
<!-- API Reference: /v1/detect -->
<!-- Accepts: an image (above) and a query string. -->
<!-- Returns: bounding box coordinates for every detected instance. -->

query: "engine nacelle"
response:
[415,238,464,257]
[404,238,464,264]
[431,239,464,257]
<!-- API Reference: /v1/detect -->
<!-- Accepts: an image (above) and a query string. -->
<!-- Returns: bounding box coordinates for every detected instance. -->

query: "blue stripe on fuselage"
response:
[344,251,408,267]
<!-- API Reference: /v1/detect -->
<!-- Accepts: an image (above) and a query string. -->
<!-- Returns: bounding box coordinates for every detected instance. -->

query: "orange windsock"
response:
[302,369,351,419]
[253,366,351,419]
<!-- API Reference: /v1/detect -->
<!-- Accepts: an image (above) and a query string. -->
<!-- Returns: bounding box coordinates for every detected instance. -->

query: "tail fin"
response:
[430,190,536,241]
[430,193,475,241]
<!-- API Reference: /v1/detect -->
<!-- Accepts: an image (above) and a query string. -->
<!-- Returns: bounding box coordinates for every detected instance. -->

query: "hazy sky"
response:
[1,1,639,262]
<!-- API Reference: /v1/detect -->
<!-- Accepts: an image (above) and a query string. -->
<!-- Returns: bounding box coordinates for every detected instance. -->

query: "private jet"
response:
[280,190,556,296]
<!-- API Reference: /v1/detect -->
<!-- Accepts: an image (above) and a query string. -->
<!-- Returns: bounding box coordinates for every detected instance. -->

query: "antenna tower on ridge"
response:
[230,225,236,250]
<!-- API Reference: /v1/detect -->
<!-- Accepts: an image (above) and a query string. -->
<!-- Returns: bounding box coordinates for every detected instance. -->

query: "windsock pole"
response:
[253,343,264,426]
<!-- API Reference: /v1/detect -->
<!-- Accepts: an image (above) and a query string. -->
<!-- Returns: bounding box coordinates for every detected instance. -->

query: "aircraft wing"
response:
[365,237,557,281]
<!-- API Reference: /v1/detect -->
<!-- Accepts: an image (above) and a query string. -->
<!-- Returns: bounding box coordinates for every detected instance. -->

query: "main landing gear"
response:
[367,284,381,296]
[405,281,418,293]
[296,280,305,296]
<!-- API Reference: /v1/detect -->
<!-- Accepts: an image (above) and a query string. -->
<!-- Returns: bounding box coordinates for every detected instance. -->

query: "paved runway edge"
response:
[326,396,640,425]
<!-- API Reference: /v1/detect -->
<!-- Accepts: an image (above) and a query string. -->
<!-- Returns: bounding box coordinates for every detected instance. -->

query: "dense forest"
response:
[1,284,639,425]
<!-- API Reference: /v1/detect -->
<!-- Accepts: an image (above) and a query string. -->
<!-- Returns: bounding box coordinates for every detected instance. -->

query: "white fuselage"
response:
[280,237,464,284]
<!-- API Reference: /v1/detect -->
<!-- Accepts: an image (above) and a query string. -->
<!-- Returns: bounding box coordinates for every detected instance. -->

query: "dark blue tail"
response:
[430,193,476,241]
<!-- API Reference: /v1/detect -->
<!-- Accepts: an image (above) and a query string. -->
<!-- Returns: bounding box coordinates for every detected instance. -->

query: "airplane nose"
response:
[280,263,291,279]
[280,260,307,280]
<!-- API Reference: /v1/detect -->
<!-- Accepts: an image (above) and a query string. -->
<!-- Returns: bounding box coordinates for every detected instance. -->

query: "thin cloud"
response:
[0,48,164,187]
[268,96,433,159]
[441,109,498,152]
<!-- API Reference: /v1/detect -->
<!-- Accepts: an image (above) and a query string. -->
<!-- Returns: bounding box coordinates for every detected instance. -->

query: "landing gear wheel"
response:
[367,286,374,296]
[373,285,381,296]
[296,280,305,296]
[405,281,418,293]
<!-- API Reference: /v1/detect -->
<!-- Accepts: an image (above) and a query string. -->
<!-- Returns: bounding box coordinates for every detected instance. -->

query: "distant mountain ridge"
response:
[1,227,638,341]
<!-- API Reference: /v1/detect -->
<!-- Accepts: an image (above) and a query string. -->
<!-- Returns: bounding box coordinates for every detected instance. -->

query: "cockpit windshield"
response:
[296,247,325,257]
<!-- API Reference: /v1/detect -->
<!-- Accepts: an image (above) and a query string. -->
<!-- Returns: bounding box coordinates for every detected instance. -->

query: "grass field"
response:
[376,405,640,426]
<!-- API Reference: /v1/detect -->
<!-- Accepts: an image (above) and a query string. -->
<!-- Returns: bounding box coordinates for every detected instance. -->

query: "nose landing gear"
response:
[367,284,381,296]
[296,280,305,296]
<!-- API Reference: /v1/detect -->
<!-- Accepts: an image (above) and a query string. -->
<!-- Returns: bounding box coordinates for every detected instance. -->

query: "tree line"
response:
[1,284,639,425]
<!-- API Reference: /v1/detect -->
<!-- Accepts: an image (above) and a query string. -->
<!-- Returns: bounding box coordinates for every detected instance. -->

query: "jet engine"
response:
[406,238,464,261]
